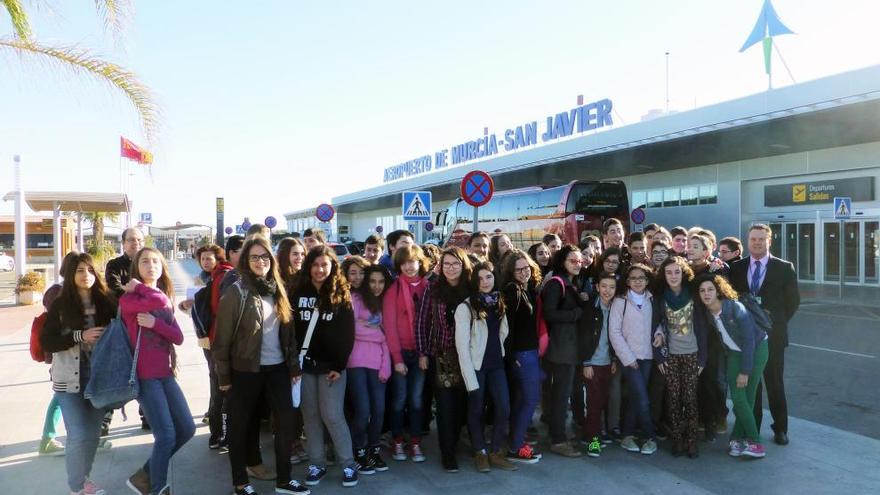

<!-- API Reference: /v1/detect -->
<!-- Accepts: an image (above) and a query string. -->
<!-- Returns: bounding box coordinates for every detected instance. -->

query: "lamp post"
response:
[13,155,26,278]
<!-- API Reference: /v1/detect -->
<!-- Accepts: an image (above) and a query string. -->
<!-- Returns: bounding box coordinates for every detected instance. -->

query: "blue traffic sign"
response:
[402,191,431,221]
[834,197,852,219]
[316,203,335,223]
[425,222,434,232]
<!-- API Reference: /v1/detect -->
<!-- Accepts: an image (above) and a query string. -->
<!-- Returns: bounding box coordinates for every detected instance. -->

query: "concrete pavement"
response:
[1,261,878,494]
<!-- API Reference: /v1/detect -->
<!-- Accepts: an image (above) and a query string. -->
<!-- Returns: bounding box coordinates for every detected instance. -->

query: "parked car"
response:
[328,242,351,261]
[345,241,364,256]
[0,252,14,272]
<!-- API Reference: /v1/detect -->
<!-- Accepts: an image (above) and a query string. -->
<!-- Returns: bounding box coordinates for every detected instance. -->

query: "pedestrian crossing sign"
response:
[834,197,851,219]
[402,191,432,221]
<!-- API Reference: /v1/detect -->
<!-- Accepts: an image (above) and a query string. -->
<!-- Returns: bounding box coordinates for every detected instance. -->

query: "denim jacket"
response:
[696,299,766,375]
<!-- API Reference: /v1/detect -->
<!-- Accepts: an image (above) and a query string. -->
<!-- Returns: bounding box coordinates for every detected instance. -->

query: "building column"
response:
[53,202,62,280]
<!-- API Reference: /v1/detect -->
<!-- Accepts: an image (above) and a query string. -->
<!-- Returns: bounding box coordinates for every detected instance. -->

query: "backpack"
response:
[739,293,774,333]
[29,312,51,363]
[535,276,566,357]
[84,311,142,410]
[191,285,213,339]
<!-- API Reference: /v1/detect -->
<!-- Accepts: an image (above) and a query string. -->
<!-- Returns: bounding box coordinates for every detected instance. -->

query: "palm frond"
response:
[0,37,159,142]
[93,0,131,40]
[2,0,32,39]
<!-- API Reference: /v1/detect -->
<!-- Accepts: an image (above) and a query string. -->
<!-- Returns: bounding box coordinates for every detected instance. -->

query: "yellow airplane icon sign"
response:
[792,184,806,203]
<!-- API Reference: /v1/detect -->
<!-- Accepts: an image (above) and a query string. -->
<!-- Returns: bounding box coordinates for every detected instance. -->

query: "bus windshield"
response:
[567,182,628,214]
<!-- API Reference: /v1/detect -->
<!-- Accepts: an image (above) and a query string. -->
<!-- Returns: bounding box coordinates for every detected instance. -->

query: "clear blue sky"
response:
[1,0,878,230]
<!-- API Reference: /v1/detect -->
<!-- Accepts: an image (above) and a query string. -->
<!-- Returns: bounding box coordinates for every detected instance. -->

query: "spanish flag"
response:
[120,136,153,164]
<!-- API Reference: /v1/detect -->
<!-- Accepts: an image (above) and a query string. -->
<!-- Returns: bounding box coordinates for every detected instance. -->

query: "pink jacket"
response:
[382,276,428,365]
[119,283,183,380]
[347,294,391,382]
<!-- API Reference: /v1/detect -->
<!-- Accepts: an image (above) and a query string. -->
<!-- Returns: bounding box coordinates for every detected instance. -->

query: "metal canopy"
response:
[1,191,130,213]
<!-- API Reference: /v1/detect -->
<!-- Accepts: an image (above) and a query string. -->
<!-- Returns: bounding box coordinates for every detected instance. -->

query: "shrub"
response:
[15,272,46,294]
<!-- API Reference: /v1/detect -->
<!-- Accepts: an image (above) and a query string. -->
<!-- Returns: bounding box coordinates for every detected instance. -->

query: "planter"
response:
[17,290,41,306]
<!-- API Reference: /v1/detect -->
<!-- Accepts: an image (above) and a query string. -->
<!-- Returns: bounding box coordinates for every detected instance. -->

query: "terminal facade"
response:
[286,66,880,288]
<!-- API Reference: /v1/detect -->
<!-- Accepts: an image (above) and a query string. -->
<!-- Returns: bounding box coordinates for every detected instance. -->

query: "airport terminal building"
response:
[287,65,880,288]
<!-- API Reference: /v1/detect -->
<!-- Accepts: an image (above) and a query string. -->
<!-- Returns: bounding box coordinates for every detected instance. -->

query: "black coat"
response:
[729,255,800,346]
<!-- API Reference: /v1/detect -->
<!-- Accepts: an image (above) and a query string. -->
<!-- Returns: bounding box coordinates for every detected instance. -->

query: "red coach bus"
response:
[429,180,630,248]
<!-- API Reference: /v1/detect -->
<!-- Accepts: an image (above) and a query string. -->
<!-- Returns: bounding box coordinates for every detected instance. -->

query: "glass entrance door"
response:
[765,222,814,282]
[822,220,880,285]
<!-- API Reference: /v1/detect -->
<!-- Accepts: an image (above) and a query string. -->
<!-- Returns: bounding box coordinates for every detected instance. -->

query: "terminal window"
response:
[633,183,717,210]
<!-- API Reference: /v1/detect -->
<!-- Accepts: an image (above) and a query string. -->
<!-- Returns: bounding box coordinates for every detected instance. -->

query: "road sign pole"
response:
[839,219,844,299]
[473,206,479,234]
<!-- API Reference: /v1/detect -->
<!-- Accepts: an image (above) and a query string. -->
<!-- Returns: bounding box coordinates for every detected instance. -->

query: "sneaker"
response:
[156,486,171,495]
[247,464,277,480]
[620,436,640,452]
[125,468,150,495]
[610,427,622,442]
[369,446,388,472]
[488,451,518,471]
[219,441,230,454]
[550,442,583,458]
[290,443,307,465]
[304,465,326,486]
[233,484,259,495]
[587,437,602,458]
[441,453,459,473]
[75,479,105,495]
[506,444,540,464]
[209,435,221,450]
[474,450,490,473]
[39,438,65,456]
[599,431,614,445]
[640,439,657,455]
[276,479,310,494]
[715,418,728,434]
[410,441,426,463]
[741,441,766,459]
[728,440,745,457]
[391,440,407,461]
[354,448,375,475]
[342,467,358,487]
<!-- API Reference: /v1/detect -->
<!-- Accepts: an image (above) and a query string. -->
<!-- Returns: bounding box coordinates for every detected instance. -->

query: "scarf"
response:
[198,270,212,286]
[397,274,425,332]
[247,274,277,297]
[628,289,647,308]
[664,286,691,311]
[479,291,500,308]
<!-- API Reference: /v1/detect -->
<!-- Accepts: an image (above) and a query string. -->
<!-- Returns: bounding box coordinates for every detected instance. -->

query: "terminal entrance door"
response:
[822,219,879,286]
[768,222,816,282]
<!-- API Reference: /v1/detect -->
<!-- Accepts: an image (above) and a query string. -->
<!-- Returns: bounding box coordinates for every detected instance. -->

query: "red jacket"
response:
[209,261,235,342]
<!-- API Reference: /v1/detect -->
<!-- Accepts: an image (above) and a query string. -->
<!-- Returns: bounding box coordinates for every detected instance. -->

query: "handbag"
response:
[433,308,463,389]
[291,308,319,407]
[84,309,142,410]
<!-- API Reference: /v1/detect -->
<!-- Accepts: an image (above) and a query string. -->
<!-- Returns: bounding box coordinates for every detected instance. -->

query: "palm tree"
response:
[0,1,159,140]
[83,211,120,248]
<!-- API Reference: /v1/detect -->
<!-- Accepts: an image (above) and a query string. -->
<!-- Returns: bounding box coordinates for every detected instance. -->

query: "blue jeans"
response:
[138,377,196,494]
[467,367,510,452]
[390,350,425,439]
[55,392,105,491]
[622,359,656,439]
[346,367,386,449]
[507,350,540,449]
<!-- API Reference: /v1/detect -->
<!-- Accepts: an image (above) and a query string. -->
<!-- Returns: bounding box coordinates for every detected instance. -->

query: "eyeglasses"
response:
[515,266,531,273]
[442,261,462,269]
[628,276,647,282]
[249,254,272,263]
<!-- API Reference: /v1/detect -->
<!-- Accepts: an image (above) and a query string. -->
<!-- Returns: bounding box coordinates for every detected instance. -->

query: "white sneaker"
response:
[640,439,657,455]
[620,436,640,452]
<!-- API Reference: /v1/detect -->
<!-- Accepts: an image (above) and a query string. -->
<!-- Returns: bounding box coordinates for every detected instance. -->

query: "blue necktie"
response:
[751,260,763,295]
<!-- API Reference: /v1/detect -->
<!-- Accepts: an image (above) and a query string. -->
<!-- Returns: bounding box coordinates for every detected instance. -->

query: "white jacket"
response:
[454,301,509,392]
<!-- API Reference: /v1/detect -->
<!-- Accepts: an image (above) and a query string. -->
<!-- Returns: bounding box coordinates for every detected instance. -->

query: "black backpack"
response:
[739,293,773,332]
[191,285,213,339]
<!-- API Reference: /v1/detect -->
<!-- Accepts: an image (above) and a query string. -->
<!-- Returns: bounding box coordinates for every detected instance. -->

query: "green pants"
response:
[726,339,769,442]
[42,395,62,440]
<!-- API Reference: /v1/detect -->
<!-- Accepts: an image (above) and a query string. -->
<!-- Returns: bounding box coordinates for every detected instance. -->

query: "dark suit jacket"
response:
[729,255,800,346]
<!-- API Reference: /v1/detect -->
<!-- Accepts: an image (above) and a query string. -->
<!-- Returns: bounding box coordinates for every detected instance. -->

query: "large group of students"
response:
[35,218,801,495]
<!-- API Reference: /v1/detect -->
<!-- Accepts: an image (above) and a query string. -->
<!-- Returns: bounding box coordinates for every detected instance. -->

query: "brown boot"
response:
[488,451,518,471]
[474,450,490,473]
[125,468,150,495]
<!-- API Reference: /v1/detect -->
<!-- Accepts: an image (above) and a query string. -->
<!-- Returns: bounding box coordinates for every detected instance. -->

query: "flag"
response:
[739,0,794,75]
[120,136,153,164]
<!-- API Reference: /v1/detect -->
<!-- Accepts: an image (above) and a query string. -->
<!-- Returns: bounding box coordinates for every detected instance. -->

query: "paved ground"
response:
[1,260,879,494]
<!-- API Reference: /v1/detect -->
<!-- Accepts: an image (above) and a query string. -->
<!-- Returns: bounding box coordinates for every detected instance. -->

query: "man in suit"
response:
[729,224,800,445]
